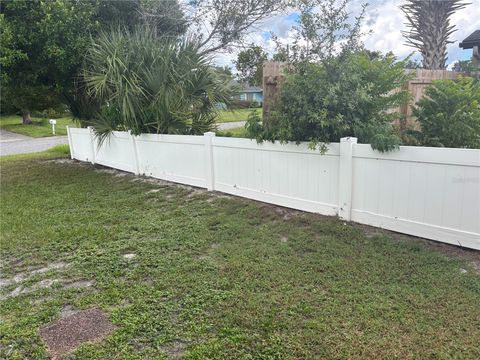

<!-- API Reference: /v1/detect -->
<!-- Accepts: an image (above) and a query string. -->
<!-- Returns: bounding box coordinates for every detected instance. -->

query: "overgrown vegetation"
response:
[1,151,479,358]
[247,0,414,152]
[248,51,412,152]
[411,77,480,148]
[0,0,187,123]
[83,28,234,138]
[1,0,286,123]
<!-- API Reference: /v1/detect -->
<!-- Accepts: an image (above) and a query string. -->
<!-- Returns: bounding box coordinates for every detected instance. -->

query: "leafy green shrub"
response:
[412,77,480,148]
[247,52,412,152]
[83,27,234,139]
[250,100,262,108]
[231,100,258,109]
[32,105,69,119]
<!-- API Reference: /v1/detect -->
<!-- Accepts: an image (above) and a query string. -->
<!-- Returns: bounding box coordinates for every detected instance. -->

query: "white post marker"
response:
[49,119,57,135]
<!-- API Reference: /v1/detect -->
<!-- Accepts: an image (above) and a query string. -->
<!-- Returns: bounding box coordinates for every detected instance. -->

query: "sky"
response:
[212,0,480,71]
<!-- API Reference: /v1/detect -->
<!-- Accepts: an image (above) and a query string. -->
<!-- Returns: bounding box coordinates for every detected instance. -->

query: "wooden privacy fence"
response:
[262,63,462,127]
[396,69,460,128]
[67,127,480,250]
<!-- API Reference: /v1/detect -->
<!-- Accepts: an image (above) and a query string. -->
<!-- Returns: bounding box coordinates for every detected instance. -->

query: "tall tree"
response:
[234,45,268,86]
[0,0,186,123]
[185,0,287,55]
[401,0,468,70]
[273,0,367,64]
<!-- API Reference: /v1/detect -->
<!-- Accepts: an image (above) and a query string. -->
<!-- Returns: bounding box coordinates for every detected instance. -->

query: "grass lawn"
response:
[0,115,76,137]
[216,126,248,138]
[216,108,262,123]
[1,150,479,359]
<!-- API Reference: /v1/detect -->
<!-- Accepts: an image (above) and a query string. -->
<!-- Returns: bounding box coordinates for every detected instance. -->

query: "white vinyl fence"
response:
[67,127,480,250]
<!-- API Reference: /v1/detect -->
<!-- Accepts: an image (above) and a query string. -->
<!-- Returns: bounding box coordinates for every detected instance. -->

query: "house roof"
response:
[459,30,480,49]
[229,80,262,93]
[242,85,262,93]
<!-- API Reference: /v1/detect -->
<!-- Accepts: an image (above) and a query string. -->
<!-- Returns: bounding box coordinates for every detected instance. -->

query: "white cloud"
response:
[211,0,480,69]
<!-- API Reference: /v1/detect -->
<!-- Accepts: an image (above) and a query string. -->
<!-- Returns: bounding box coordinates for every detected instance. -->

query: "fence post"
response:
[66,126,74,160]
[338,137,357,221]
[87,126,96,165]
[204,132,216,191]
[130,131,140,175]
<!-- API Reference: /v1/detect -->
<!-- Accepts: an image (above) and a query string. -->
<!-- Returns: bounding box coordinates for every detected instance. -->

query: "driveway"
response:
[217,121,246,130]
[0,129,68,156]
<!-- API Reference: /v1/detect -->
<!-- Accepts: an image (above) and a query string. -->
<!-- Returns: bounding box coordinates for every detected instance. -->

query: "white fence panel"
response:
[67,127,92,162]
[94,131,137,173]
[351,145,480,249]
[135,134,207,188]
[67,127,480,250]
[212,137,340,215]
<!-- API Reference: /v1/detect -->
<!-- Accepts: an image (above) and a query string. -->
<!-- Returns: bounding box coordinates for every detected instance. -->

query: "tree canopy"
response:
[234,45,268,86]
[83,28,234,138]
[0,0,186,122]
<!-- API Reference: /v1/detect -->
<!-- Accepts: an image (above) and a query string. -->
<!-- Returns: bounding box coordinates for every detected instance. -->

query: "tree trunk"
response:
[22,111,32,125]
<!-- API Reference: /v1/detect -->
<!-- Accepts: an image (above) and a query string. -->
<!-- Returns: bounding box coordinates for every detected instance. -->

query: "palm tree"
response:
[401,0,467,70]
[83,27,234,139]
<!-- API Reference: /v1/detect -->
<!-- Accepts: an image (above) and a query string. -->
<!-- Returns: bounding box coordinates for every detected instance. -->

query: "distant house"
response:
[238,84,263,103]
[459,29,480,60]
[230,81,263,103]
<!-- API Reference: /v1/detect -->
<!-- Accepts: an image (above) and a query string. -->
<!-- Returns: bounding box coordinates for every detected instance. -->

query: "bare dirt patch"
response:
[39,308,115,359]
[257,202,302,222]
[29,262,69,275]
[63,280,95,289]
[2,279,60,300]
[43,159,77,165]
[162,340,188,360]
[358,223,480,270]
[146,189,161,194]
[94,168,129,177]
[123,253,137,260]
[0,262,69,288]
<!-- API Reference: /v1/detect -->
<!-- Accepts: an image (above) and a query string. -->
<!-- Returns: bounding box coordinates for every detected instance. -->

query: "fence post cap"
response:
[340,137,357,143]
[204,131,216,137]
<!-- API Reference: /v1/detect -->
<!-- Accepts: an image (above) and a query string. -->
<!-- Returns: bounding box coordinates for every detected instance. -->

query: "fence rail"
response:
[67,127,480,250]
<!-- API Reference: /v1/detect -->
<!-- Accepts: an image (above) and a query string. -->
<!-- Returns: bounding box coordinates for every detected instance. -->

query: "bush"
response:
[231,100,259,109]
[250,100,261,108]
[247,52,412,152]
[412,77,480,148]
[32,105,69,119]
[83,27,234,139]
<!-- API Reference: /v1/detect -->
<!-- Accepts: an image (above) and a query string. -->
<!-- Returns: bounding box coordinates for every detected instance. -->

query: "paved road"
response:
[217,121,246,130]
[0,129,68,156]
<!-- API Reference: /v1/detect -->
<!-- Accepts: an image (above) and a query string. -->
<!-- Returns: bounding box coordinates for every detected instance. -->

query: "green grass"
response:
[1,151,479,359]
[216,126,249,138]
[0,115,76,137]
[216,108,262,123]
